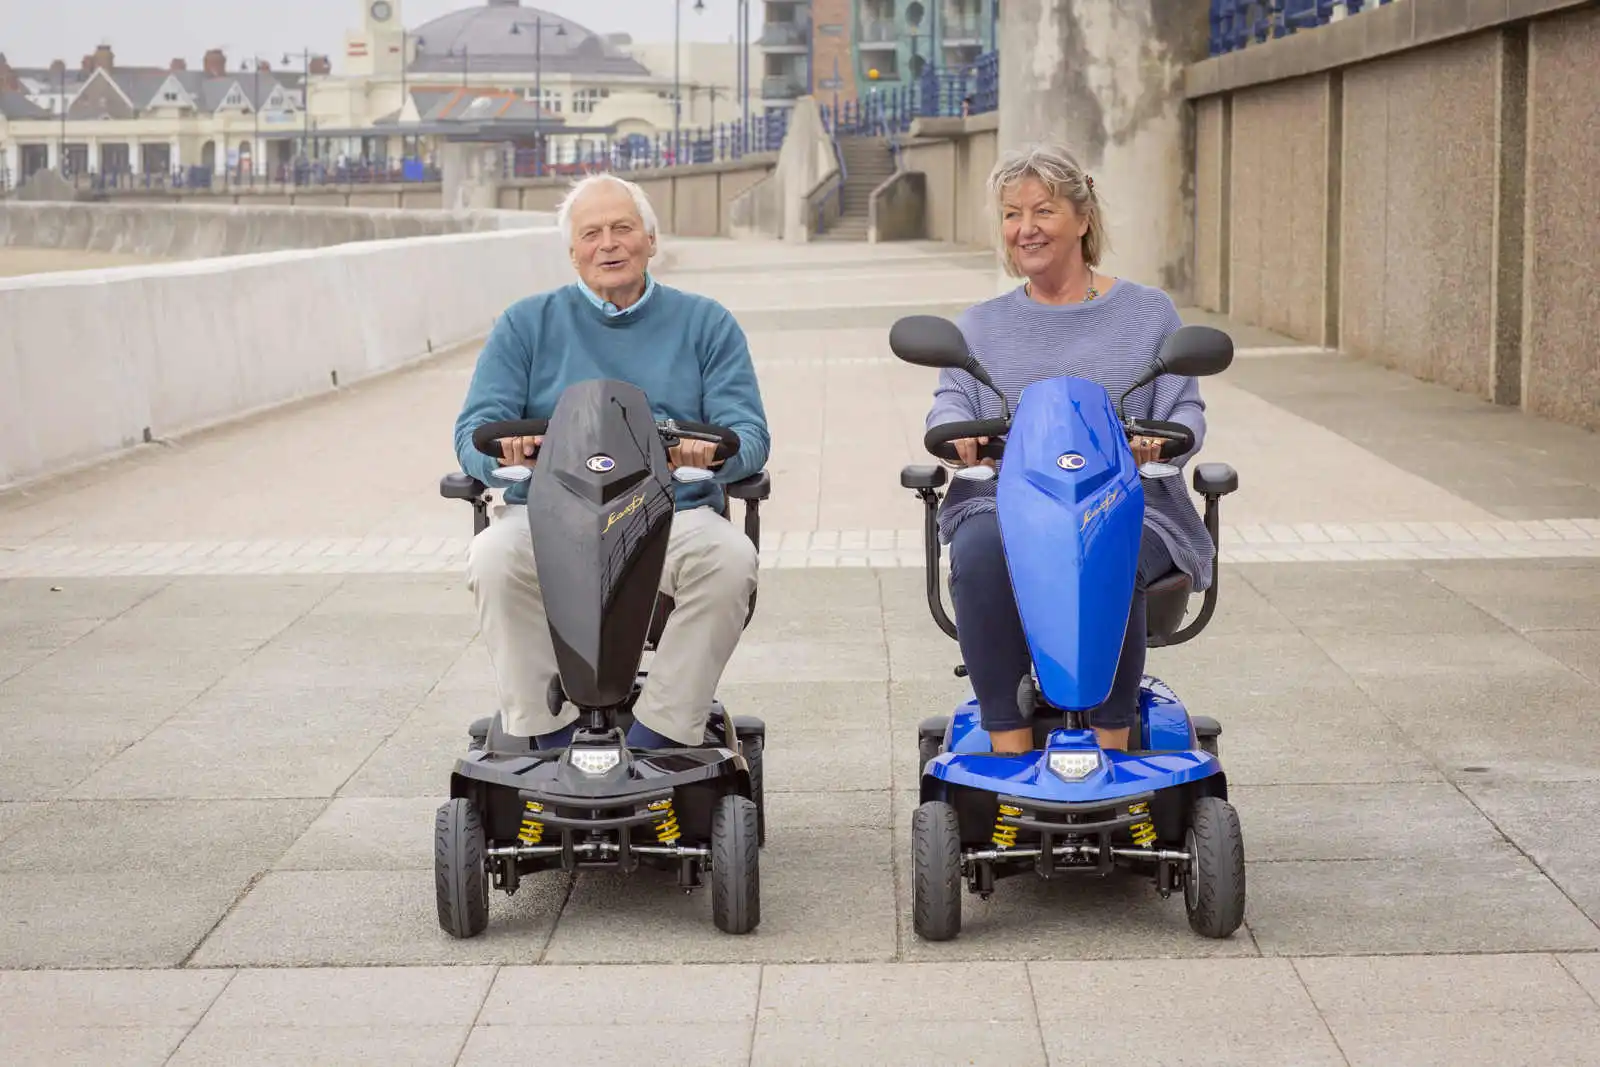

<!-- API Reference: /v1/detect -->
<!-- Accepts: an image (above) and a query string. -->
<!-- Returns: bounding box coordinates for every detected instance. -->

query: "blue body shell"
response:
[924,375,1222,803]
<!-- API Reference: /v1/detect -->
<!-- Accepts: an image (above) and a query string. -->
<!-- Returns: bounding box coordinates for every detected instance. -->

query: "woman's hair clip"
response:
[1086,174,1095,191]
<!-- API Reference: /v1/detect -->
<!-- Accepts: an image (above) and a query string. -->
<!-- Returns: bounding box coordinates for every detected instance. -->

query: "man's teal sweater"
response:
[453,280,770,512]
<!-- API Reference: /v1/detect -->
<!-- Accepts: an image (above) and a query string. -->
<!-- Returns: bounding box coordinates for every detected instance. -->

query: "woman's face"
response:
[1001,175,1088,278]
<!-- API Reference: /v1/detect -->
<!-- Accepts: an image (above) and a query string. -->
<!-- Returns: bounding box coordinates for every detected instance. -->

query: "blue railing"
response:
[1210,0,1396,56]
[819,52,998,138]
[502,113,788,179]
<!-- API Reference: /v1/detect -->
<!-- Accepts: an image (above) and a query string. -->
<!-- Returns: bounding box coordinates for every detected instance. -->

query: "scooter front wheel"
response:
[435,797,490,939]
[1183,795,1245,938]
[912,800,962,941]
[711,793,761,934]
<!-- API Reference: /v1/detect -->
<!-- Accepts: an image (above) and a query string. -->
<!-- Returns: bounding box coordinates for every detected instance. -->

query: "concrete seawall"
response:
[0,224,572,491]
[0,201,549,262]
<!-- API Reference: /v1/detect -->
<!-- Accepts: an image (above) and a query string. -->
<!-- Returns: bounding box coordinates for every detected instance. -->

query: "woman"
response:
[928,141,1215,755]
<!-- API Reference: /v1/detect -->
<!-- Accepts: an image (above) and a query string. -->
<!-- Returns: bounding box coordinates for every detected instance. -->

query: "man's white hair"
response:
[555,173,660,245]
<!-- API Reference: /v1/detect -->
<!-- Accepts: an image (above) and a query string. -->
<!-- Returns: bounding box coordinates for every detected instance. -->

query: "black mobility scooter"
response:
[435,377,772,936]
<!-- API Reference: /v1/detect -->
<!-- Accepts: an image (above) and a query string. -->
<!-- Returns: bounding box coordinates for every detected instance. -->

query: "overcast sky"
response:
[0,0,753,70]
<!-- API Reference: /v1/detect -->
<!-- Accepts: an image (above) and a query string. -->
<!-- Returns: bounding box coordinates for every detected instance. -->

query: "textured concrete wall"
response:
[868,171,927,242]
[1228,73,1335,346]
[1523,6,1600,430]
[998,0,1211,298]
[0,201,543,261]
[0,225,572,490]
[1187,0,1600,433]
[901,115,1002,249]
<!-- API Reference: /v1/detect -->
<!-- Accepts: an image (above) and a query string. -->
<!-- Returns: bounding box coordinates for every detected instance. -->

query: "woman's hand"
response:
[953,437,996,469]
[1130,435,1164,465]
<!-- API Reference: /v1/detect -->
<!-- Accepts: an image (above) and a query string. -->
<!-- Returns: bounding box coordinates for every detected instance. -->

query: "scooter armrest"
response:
[440,472,487,500]
[726,470,771,501]
[901,464,947,490]
[1193,462,1238,497]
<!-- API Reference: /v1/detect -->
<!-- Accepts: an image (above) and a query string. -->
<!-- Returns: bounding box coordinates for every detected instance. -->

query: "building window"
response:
[572,87,608,114]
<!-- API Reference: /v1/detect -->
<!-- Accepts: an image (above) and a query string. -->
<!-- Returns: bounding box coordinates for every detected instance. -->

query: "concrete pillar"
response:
[997,0,1211,301]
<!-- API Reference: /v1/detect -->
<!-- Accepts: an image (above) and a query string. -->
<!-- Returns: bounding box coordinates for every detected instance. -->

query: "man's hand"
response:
[668,438,723,471]
[497,435,542,467]
[952,436,995,469]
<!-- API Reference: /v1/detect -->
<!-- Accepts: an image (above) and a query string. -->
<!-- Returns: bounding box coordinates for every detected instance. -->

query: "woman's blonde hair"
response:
[987,141,1109,278]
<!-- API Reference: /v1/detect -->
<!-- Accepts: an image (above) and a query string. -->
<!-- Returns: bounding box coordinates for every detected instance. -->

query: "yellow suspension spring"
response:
[1128,801,1156,848]
[991,803,1021,848]
[518,800,545,845]
[649,798,680,845]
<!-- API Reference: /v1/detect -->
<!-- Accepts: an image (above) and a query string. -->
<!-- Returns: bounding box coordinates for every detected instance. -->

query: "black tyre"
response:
[1183,795,1245,939]
[918,734,941,775]
[1199,735,1219,758]
[911,800,962,941]
[710,793,761,935]
[745,738,766,848]
[435,797,490,939]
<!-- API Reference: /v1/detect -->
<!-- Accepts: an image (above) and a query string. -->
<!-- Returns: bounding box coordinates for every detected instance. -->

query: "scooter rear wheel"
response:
[1183,795,1245,938]
[912,801,962,941]
[711,793,761,934]
[435,797,490,939]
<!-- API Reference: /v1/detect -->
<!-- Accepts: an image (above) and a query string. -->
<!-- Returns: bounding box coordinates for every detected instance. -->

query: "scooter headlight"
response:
[1047,750,1101,781]
[569,747,622,775]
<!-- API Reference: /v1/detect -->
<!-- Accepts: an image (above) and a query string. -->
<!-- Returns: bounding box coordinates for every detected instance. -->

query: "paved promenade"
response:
[3,237,1600,1065]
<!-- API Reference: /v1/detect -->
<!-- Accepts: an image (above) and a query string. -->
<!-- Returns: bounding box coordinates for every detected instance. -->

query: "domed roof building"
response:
[407,1,651,78]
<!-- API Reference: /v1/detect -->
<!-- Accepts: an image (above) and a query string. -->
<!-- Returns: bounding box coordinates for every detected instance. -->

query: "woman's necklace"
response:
[1027,269,1099,303]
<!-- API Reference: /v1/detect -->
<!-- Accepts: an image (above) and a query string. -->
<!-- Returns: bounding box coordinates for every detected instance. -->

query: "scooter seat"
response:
[1145,569,1192,639]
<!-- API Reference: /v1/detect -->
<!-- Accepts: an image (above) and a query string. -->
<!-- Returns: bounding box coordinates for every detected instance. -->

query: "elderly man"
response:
[453,173,770,750]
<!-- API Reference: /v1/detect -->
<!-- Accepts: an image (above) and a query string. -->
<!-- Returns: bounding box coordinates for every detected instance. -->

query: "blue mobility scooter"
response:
[434,377,771,937]
[889,315,1246,942]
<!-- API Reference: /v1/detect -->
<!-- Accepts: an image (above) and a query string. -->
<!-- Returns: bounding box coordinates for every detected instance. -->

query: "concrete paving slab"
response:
[479,962,760,1024]
[189,868,568,967]
[198,965,494,1027]
[543,830,897,964]
[1461,780,1600,923]
[717,678,890,735]
[337,714,469,799]
[0,704,183,802]
[0,1026,193,1066]
[0,802,43,843]
[761,724,891,795]
[0,872,249,968]
[1238,562,1507,635]
[271,797,445,871]
[1424,560,1600,631]
[1561,952,1600,1005]
[1229,783,1507,860]
[1243,853,1600,956]
[460,1023,752,1066]
[0,798,321,877]
[1526,628,1600,687]
[1292,952,1596,1015]
[66,687,404,800]
[167,1024,472,1066]
[1029,958,1344,1066]
[0,576,169,624]
[0,616,103,681]
[1322,1009,1600,1067]
[752,1020,1046,1067]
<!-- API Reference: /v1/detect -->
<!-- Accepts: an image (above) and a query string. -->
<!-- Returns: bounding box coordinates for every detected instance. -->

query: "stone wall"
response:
[1188,0,1600,432]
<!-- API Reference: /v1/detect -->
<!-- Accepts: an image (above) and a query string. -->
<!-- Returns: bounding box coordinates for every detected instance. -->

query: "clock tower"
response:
[345,0,406,78]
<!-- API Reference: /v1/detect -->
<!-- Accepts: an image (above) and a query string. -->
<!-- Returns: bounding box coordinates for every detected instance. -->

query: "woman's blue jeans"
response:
[947,510,1174,734]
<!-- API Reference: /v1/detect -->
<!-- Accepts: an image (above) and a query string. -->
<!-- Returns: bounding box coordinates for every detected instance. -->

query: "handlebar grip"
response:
[925,418,1009,464]
[1128,419,1195,461]
[472,419,550,459]
[666,420,742,462]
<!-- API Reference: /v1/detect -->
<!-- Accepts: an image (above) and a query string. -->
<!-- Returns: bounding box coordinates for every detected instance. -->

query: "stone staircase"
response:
[817,136,897,241]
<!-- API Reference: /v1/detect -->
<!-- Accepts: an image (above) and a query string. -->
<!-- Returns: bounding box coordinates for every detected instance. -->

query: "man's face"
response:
[568,183,656,296]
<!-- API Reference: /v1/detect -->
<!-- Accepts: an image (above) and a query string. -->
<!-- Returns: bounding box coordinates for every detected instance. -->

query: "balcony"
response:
[859,19,898,45]
[759,21,810,49]
[761,74,807,99]
[940,14,984,42]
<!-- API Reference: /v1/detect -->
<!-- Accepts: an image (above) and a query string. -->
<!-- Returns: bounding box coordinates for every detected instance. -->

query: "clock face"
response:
[370,1,392,21]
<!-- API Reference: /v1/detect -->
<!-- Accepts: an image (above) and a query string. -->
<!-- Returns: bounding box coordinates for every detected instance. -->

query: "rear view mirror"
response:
[1119,325,1234,415]
[889,315,973,371]
[889,315,1010,417]
[1155,325,1234,380]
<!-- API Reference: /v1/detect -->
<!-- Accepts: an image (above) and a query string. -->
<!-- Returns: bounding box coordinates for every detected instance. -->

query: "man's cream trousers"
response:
[466,503,758,744]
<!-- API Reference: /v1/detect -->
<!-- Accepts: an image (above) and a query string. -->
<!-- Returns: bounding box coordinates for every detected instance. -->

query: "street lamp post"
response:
[674,0,707,163]
[510,19,568,180]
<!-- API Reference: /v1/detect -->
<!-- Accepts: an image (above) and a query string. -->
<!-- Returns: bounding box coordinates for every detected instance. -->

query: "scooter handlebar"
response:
[470,417,741,462]
[1127,419,1195,461]
[924,418,1010,464]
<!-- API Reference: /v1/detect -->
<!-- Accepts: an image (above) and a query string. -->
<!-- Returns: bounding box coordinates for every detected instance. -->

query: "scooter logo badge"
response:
[603,491,646,534]
[586,454,616,473]
[1057,453,1085,471]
